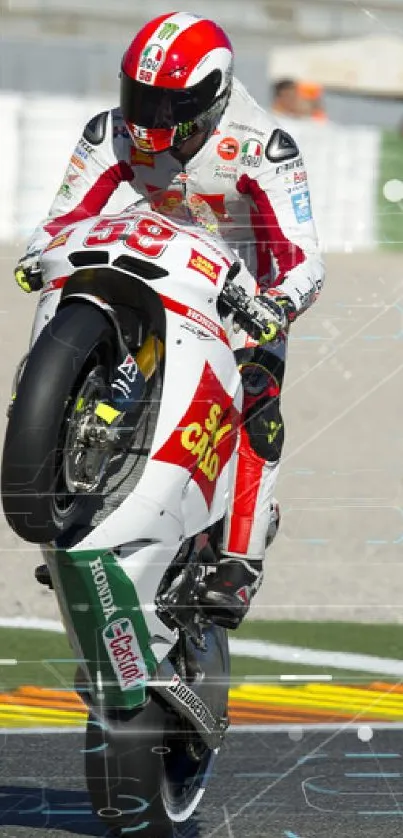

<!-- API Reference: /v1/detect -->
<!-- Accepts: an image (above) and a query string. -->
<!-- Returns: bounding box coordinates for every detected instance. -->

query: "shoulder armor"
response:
[83,111,109,145]
[265,128,299,163]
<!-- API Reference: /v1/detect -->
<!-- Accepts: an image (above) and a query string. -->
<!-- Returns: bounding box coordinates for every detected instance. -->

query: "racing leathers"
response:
[21,77,325,625]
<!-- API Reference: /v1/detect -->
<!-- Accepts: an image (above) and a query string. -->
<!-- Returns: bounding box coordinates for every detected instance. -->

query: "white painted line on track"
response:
[2,722,403,735]
[231,722,403,733]
[0,726,86,734]
[0,617,64,633]
[3,616,403,677]
[229,638,403,677]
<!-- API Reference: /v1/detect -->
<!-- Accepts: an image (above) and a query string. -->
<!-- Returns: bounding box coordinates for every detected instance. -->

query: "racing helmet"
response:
[120,12,234,154]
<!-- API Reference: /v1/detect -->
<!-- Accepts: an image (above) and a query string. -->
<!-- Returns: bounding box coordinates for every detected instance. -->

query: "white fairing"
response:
[36,208,247,662]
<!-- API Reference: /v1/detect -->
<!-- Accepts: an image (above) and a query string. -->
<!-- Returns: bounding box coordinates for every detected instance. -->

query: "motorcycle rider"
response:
[15,12,325,629]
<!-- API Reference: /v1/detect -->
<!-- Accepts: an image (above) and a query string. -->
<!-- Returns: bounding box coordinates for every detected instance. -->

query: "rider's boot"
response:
[200,555,263,630]
[200,500,280,629]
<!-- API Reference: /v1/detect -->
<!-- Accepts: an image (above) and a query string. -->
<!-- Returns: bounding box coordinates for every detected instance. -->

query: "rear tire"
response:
[1,302,116,543]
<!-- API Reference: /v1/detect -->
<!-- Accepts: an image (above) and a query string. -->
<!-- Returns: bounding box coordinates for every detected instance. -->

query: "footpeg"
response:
[35,564,53,590]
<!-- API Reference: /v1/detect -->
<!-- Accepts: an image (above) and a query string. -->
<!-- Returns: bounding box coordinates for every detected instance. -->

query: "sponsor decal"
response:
[44,230,73,252]
[153,362,240,509]
[111,351,141,400]
[79,138,95,154]
[225,59,234,87]
[158,21,180,40]
[265,128,299,164]
[167,673,216,731]
[64,166,80,186]
[187,248,222,284]
[186,307,221,338]
[68,174,79,186]
[291,190,312,224]
[189,193,231,224]
[74,144,89,162]
[89,557,119,620]
[241,138,263,168]
[283,168,308,193]
[41,275,69,294]
[117,353,138,384]
[71,153,86,171]
[159,294,229,343]
[146,185,184,214]
[103,617,146,691]
[213,163,237,180]
[73,138,95,161]
[217,136,239,162]
[229,121,265,137]
[171,67,188,80]
[113,124,130,139]
[276,156,303,174]
[294,169,307,184]
[57,183,72,200]
[131,146,155,167]
[137,138,155,152]
[180,322,214,341]
[139,44,165,82]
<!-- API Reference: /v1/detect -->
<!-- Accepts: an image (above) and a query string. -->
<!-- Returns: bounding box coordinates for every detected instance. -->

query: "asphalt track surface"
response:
[2,724,403,837]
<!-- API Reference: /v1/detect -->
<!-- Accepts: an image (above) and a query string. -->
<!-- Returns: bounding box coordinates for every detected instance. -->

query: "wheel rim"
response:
[50,348,111,523]
[63,363,110,493]
[161,740,217,823]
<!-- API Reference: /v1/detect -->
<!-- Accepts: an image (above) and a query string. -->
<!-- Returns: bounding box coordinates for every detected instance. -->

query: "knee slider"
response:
[245,397,284,462]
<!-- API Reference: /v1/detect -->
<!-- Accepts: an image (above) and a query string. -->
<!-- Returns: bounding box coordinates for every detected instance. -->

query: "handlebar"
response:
[219,274,283,344]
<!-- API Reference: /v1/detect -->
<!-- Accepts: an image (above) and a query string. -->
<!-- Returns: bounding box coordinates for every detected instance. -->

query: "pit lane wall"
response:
[0,91,395,251]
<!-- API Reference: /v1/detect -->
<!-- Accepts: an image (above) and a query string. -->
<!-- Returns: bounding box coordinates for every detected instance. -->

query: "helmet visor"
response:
[120,69,221,130]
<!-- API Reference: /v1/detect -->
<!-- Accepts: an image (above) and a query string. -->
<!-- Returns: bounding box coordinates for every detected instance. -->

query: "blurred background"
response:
[1,1,403,640]
[2,0,403,248]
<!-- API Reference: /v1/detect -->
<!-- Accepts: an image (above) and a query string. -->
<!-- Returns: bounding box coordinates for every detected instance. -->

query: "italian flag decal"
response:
[241,138,263,168]
[143,45,163,63]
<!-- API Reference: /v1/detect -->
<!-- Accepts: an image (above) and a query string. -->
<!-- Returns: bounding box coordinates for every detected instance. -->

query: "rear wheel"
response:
[1,302,117,543]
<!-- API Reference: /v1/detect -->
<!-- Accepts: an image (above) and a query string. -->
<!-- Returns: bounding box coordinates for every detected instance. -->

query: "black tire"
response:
[1,302,116,544]
[85,696,212,837]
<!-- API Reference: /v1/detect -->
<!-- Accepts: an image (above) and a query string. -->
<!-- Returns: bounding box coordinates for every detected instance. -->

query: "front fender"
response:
[59,290,115,315]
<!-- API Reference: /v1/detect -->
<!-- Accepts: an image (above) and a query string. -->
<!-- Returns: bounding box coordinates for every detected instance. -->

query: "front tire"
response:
[1,302,116,543]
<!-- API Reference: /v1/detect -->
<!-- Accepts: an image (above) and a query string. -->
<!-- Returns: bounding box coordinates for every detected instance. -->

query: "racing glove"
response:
[14,251,43,293]
[233,291,297,345]
[254,291,297,342]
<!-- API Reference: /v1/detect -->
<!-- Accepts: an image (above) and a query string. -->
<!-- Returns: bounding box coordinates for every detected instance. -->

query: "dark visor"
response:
[120,69,221,129]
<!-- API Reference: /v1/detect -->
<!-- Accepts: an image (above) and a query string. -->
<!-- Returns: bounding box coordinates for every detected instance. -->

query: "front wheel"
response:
[85,695,215,837]
[1,302,117,543]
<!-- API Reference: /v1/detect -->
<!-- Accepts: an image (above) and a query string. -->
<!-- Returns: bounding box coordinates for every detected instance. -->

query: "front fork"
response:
[108,333,164,413]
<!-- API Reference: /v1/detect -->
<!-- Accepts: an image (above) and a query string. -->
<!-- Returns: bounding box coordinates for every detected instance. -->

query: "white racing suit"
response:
[26,76,325,564]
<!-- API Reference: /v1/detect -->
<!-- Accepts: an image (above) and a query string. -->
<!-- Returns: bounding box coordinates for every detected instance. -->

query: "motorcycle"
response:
[1,206,283,837]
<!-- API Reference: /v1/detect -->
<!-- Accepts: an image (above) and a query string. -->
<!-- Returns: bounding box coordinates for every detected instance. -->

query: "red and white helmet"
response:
[120,12,234,154]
